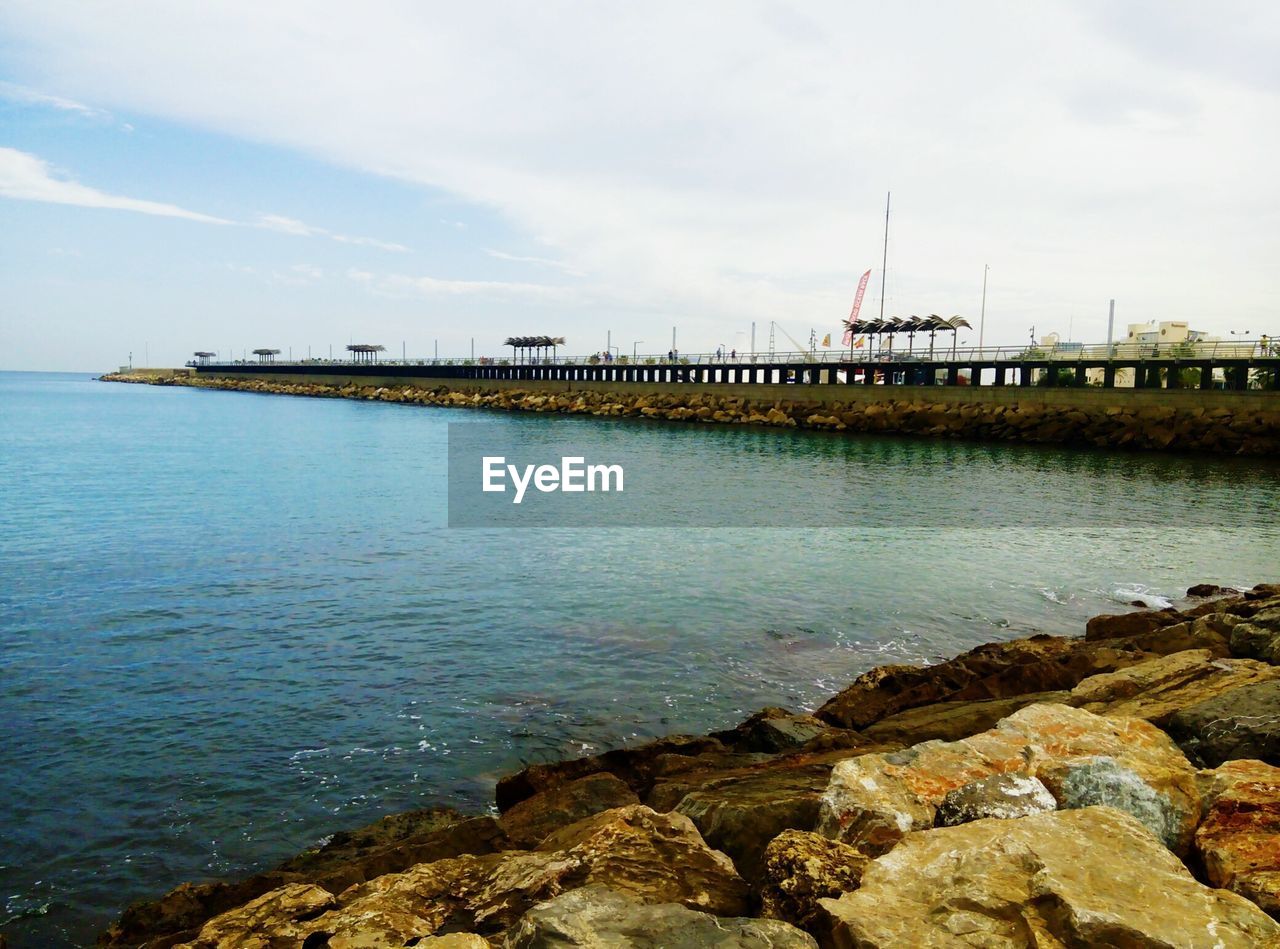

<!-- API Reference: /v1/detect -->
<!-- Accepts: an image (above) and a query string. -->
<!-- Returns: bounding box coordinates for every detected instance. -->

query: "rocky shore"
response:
[101,372,1280,455]
[87,582,1280,948]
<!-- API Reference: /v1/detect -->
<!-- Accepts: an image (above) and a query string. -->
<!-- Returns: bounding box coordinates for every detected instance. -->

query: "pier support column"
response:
[1075,365,1087,387]
[1104,366,1116,388]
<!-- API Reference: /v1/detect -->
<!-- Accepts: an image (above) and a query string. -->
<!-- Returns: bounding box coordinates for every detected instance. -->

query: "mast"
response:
[878,191,890,322]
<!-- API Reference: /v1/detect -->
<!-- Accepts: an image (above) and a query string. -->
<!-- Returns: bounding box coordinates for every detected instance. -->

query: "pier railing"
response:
[193,341,1280,392]
[193,338,1277,371]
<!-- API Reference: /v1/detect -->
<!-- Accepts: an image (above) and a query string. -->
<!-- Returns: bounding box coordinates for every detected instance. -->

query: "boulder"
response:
[817,703,1201,855]
[817,807,1278,948]
[815,635,1160,730]
[1085,608,1181,641]
[506,885,817,948]
[757,830,868,931]
[171,806,748,946]
[667,757,837,882]
[1069,649,1280,725]
[496,735,726,810]
[861,691,1070,745]
[1229,603,1280,662]
[174,883,336,948]
[934,773,1056,827]
[498,772,640,848]
[1195,760,1280,918]
[1232,622,1280,663]
[104,810,515,946]
[711,707,831,754]
[1167,680,1280,767]
[1189,583,1230,597]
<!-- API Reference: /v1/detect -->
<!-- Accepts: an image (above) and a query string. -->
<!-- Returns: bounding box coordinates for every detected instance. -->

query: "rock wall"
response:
[102,371,1280,455]
[84,582,1280,948]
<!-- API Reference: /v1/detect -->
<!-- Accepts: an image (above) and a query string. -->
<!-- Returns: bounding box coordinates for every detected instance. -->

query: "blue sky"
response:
[2,1,1278,370]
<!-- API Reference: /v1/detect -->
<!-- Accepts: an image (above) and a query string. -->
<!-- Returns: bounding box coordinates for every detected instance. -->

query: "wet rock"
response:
[1069,648,1280,725]
[498,772,640,848]
[506,884,817,948]
[861,691,1070,745]
[532,804,750,915]
[817,703,1200,855]
[1230,604,1280,662]
[1189,583,1229,597]
[174,883,335,948]
[1085,608,1181,641]
[101,872,307,948]
[667,757,837,882]
[711,707,830,754]
[757,830,868,931]
[814,635,1159,730]
[496,735,726,811]
[1166,679,1280,767]
[817,807,1278,948]
[1195,760,1280,918]
[934,773,1056,827]
[193,805,749,945]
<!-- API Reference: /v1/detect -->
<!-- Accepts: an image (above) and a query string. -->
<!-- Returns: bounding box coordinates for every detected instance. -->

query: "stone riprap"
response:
[87,583,1280,948]
[101,371,1280,455]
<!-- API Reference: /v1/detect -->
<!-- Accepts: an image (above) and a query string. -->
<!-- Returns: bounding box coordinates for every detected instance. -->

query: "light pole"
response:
[979,264,989,352]
[633,340,645,362]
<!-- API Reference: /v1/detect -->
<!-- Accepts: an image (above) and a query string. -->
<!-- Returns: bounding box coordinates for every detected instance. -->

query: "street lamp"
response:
[633,341,645,361]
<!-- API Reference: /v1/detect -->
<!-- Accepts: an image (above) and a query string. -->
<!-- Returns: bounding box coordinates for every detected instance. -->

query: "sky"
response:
[1,1,1277,371]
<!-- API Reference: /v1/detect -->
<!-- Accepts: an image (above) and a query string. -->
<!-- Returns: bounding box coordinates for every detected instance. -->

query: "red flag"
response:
[849,269,872,324]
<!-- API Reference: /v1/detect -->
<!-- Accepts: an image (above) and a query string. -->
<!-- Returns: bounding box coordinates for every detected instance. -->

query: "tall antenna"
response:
[879,191,891,321]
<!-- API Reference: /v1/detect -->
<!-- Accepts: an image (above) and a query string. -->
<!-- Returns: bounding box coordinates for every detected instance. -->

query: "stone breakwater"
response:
[101,372,1280,455]
[86,582,1280,947]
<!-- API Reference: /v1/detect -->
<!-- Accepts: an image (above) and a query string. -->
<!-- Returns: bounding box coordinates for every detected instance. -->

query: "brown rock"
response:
[174,883,335,948]
[711,707,831,754]
[815,634,1158,731]
[817,703,1201,855]
[1085,608,1181,641]
[1167,679,1280,767]
[182,806,749,946]
[1189,583,1229,597]
[667,757,839,882]
[496,735,726,811]
[1196,760,1280,918]
[507,885,818,948]
[1069,648,1280,725]
[861,691,1070,745]
[757,830,867,931]
[818,807,1278,947]
[102,813,512,947]
[498,772,640,848]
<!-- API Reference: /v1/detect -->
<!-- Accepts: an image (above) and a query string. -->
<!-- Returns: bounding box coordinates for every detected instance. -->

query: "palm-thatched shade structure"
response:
[252,348,281,364]
[503,335,566,363]
[347,343,386,364]
[193,351,216,365]
[842,315,972,357]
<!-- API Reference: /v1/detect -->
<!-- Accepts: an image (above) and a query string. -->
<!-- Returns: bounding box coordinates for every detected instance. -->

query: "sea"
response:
[2,370,1278,945]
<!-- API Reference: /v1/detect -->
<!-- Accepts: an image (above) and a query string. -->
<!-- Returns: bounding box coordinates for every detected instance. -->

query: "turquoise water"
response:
[2,371,1279,946]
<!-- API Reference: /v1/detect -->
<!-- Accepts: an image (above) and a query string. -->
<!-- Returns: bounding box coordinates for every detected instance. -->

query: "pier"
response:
[192,342,1280,392]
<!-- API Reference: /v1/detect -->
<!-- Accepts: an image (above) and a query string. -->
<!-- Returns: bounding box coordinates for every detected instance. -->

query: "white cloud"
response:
[0,80,110,119]
[0,146,231,223]
[0,147,409,249]
[254,213,407,251]
[485,248,584,276]
[348,267,569,301]
[1,2,1278,345]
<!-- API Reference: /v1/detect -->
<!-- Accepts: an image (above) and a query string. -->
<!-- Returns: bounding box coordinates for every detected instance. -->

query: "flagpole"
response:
[879,191,890,322]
